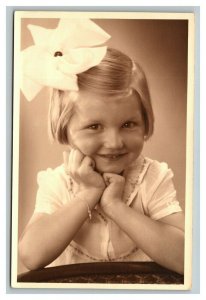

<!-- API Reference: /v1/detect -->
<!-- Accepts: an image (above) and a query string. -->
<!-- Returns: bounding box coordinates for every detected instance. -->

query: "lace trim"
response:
[123,156,149,205]
[68,243,140,262]
[68,156,150,221]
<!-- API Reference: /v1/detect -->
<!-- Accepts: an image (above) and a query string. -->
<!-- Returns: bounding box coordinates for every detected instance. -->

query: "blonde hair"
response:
[49,47,154,144]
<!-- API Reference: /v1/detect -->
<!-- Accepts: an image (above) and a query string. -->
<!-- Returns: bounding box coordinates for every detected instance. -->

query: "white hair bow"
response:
[21,18,111,101]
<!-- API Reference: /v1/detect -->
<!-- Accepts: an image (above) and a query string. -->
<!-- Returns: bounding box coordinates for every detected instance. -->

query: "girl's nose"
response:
[103,129,124,149]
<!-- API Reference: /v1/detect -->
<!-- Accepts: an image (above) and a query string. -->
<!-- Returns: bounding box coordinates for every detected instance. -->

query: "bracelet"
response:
[84,200,92,220]
[76,196,92,220]
[68,177,92,220]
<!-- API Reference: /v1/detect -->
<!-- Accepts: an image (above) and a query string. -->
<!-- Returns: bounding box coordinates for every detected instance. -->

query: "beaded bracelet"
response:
[68,177,92,220]
[83,200,92,220]
[76,196,92,220]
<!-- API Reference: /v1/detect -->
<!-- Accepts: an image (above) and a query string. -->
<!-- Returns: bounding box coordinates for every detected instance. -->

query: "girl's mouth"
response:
[97,153,127,161]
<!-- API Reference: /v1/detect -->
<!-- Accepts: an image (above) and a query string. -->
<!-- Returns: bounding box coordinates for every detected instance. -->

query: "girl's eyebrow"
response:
[81,117,102,123]
[122,115,143,123]
[80,116,143,127]
[79,118,102,126]
[128,115,142,120]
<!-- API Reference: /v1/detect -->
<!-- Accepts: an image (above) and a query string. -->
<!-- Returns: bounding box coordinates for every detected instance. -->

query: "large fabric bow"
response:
[21,18,111,101]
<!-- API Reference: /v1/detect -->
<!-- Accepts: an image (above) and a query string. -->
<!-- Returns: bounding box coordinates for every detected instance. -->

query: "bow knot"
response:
[54,51,63,57]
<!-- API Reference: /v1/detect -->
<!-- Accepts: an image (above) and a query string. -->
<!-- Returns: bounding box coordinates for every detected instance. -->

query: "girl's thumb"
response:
[103,173,125,185]
[63,150,71,174]
[103,173,113,186]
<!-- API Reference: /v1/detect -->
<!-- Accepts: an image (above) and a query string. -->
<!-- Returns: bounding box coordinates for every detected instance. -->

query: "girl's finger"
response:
[68,148,75,174]
[79,156,95,174]
[69,149,84,174]
[103,173,125,184]
[63,150,70,174]
[103,173,112,186]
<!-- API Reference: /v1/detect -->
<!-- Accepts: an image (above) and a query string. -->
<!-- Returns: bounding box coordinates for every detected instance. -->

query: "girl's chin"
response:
[95,165,124,175]
[92,154,137,174]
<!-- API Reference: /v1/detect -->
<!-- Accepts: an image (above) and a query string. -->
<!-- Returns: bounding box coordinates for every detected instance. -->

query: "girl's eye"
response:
[87,124,102,130]
[122,121,137,129]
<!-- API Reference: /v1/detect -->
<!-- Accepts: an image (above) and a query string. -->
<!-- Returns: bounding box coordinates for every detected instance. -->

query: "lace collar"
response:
[122,155,150,206]
[66,155,150,207]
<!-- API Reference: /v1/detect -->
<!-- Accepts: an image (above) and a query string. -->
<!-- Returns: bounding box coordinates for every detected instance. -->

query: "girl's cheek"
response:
[69,134,100,156]
[79,142,100,156]
[125,133,144,147]
[128,136,144,155]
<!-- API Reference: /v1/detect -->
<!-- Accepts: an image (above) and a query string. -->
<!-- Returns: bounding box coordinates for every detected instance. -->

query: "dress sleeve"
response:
[143,161,182,220]
[35,167,68,214]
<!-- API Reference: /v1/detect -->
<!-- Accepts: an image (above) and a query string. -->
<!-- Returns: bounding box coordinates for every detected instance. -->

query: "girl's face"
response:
[67,91,145,174]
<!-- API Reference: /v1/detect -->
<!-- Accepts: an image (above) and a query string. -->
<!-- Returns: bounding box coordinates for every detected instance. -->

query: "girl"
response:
[19,19,184,275]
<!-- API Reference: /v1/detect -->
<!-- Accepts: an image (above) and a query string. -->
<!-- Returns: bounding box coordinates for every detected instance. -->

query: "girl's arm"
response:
[19,149,105,270]
[100,173,184,275]
[18,187,102,270]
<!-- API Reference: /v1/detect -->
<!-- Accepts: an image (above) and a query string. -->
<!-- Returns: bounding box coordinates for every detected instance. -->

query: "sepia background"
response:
[18,17,188,273]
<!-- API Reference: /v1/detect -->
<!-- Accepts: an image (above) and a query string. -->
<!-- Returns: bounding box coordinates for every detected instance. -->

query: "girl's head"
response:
[49,47,154,173]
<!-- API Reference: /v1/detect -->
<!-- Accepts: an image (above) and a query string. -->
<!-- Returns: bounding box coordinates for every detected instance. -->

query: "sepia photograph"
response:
[11,11,194,290]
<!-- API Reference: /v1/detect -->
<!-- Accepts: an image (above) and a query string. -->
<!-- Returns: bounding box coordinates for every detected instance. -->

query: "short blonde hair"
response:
[49,47,154,144]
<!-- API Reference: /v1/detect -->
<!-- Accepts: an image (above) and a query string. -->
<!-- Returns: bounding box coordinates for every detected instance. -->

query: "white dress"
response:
[34,155,182,267]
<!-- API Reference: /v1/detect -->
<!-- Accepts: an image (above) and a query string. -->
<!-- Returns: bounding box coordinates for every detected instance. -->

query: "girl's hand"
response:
[63,148,105,202]
[100,173,125,216]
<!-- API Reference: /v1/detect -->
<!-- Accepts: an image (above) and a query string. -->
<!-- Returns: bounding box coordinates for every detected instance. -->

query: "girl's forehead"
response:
[75,90,141,110]
[71,91,143,122]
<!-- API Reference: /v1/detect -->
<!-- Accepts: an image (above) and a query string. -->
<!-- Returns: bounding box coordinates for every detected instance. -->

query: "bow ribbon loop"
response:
[21,18,110,101]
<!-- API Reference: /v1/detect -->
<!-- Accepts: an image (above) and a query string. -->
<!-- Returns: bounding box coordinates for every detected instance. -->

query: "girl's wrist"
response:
[76,187,103,208]
[101,199,126,219]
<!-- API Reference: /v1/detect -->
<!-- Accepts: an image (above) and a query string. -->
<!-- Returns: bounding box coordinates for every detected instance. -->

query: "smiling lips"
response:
[97,153,127,161]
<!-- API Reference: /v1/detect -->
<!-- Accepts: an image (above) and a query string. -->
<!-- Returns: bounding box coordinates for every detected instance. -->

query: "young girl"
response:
[19,18,184,275]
